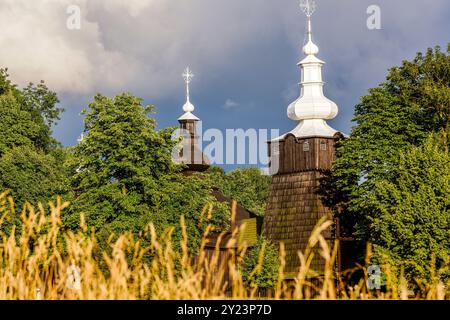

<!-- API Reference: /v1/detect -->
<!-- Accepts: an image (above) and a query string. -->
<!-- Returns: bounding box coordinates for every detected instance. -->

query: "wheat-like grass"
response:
[0,191,449,300]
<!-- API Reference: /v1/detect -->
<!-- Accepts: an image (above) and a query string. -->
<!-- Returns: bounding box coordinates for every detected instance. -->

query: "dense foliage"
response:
[65,93,229,251]
[327,45,450,280]
[0,69,68,213]
[367,134,450,282]
[204,166,271,216]
[242,237,279,288]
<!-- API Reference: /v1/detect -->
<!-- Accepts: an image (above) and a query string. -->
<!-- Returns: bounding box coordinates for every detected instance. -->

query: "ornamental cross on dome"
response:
[182,67,194,84]
[283,0,339,139]
[180,67,197,117]
[300,0,316,17]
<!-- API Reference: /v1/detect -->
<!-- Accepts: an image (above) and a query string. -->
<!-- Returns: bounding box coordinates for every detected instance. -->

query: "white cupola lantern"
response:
[285,0,339,138]
[178,67,200,121]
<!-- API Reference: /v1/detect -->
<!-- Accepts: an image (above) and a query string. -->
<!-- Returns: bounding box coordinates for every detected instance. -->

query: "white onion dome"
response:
[183,99,195,113]
[178,67,199,121]
[302,39,319,55]
[281,16,339,139]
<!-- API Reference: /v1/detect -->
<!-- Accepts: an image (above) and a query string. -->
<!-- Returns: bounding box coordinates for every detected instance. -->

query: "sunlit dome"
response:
[276,3,339,139]
[178,67,199,121]
[303,40,319,55]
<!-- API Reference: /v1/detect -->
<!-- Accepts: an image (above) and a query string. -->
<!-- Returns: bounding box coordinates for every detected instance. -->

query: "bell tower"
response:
[175,67,210,175]
[263,0,342,277]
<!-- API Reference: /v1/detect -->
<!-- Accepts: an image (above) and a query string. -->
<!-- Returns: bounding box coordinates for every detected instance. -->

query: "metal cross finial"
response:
[182,67,194,84]
[300,0,316,18]
[300,0,316,43]
[182,67,194,103]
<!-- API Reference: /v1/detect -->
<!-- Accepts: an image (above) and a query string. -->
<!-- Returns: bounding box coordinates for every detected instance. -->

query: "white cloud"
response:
[0,0,448,103]
[223,99,240,109]
[0,0,285,97]
[0,0,143,94]
[98,0,154,17]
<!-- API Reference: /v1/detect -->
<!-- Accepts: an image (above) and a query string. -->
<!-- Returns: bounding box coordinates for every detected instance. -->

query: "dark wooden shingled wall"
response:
[177,118,210,174]
[263,133,340,277]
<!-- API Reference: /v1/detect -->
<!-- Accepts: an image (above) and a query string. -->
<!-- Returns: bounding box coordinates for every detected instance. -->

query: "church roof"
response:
[178,67,200,122]
[178,111,199,121]
[275,4,339,141]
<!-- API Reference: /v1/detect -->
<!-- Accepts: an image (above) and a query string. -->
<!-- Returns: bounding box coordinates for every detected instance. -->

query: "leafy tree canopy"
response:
[326,45,450,279]
[241,236,279,288]
[367,134,450,282]
[204,166,271,216]
[0,69,67,212]
[66,93,229,252]
[0,69,63,155]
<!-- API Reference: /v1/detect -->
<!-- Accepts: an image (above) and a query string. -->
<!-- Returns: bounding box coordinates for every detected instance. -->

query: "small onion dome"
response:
[183,99,195,113]
[303,40,319,56]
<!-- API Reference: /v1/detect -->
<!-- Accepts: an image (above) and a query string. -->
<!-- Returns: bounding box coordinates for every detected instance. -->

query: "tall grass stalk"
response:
[0,191,449,300]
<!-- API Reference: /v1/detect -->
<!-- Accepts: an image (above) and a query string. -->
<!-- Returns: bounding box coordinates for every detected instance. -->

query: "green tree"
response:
[204,167,271,216]
[241,237,279,288]
[366,134,450,282]
[0,69,62,155]
[321,45,450,279]
[66,93,229,251]
[0,147,69,206]
[328,46,450,237]
[0,69,67,211]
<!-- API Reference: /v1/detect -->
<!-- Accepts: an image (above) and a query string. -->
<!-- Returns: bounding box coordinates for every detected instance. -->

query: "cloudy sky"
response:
[0,0,448,169]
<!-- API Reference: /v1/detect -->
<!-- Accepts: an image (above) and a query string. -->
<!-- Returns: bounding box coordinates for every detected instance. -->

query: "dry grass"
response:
[0,191,449,300]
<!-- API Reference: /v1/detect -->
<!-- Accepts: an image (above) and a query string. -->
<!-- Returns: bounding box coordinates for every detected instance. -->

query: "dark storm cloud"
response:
[0,0,448,149]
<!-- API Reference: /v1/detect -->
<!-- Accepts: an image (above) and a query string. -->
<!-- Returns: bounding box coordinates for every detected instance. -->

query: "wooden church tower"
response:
[174,67,210,175]
[263,1,343,277]
[172,68,262,281]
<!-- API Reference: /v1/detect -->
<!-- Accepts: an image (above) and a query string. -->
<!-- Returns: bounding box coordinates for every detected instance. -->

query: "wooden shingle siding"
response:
[263,135,339,276]
[268,135,336,174]
[178,119,210,173]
